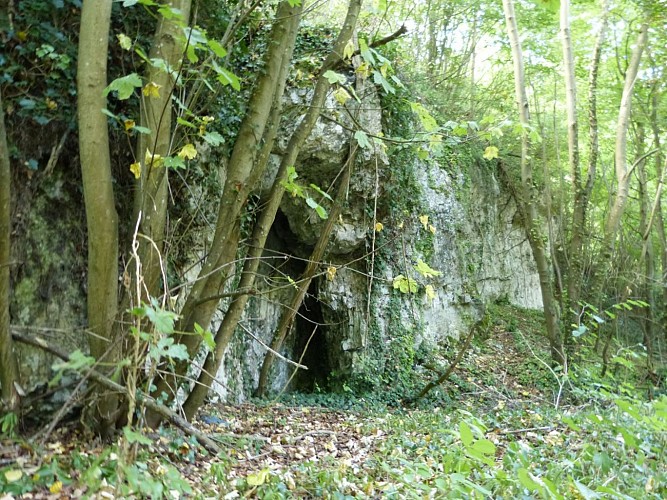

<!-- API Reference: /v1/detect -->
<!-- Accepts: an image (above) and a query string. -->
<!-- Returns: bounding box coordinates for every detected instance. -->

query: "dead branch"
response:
[11,331,222,455]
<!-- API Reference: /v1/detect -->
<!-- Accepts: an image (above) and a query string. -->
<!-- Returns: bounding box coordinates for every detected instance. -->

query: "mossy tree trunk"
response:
[0,89,20,413]
[133,0,192,303]
[180,0,304,420]
[77,0,120,434]
[502,0,564,365]
[147,0,305,423]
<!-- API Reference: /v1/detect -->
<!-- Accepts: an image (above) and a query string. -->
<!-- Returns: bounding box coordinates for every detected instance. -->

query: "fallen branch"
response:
[11,331,221,455]
[404,317,483,406]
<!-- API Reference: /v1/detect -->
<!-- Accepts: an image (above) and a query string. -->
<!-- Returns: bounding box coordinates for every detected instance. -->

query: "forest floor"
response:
[1,306,666,498]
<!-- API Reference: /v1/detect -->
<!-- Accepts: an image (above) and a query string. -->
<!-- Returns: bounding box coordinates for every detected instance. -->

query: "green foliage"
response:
[281,166,331,219]
[0,412,18,438]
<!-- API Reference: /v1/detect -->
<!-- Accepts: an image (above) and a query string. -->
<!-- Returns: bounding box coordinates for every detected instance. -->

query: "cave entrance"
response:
[292,279,332,392]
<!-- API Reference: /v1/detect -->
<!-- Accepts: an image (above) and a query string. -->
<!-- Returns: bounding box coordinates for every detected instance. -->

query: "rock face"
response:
[9,82,544,401]
[212,83,545,398]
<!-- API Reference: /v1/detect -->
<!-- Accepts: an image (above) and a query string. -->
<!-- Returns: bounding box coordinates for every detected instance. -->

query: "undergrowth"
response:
[2,304,665,498]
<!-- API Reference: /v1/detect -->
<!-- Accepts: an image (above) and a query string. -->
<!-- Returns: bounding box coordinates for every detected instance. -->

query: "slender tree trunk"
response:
[502,0,564,365]
[185,0,363,410]
[147,1,304,421]
[0,89,20,413]
[561,0,584,318]
[77,0,119,434]
[636,130,655,372]
[255,148,357,397]
[649,93,667,331]
[134,0,192,302]
[603,21,649,255]
[577,0,609,304]
[180,3,303,419]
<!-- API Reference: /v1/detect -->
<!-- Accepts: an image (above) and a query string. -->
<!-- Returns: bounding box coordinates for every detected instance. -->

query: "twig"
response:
[239,322,308,370]
[405,318,482,405]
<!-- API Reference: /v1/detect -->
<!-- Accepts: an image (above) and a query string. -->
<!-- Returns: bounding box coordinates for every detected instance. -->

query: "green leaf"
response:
[163,156,186,169]
[323,70,346,85]
[410,102,438,132]
[415,259,442,278]
[202,131,224,146]
[393,275,418,294]
[472,439,496,455]
[246,468,270,486]
[4,469,23,483]
[517,468,540,491]
[207,39,227,58]
[144,301,178,334]
[123,427,153,446]
[459,421,473,446]
[359,38,375,65]
[105,73,142,100]
[373,70,395,94]
[195,323,216,351]
[354,130,371,149]
[132,125,152,135]
[216,68,240,91]
[305,197,328,219]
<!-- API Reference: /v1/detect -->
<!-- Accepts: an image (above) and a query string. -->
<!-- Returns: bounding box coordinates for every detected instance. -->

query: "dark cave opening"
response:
[293,279,332,392]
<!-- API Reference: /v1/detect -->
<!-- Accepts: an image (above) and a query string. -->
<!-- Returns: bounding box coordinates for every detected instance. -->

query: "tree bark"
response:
[134,0,192,303]
[255,148,357,398]
[77,0,119,434]
[147,1,304,421]
[562,0,583,318]
[502,0,564,365]
[603,21,649,256]
[0,89,20,413]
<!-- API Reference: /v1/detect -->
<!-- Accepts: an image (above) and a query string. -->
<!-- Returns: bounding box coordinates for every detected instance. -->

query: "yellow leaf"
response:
[334,87,351,105]
[375,222,384,232]
[326,266,337,281]
[144,150,163,168]
[177,143,197,160]
[419,215,429,229]
[50,481,63,494]
[130,162,141,179]
[428,224,436,234]
[246,468,270,486]
[45,98,58,110]
[4,469,23,483]
[343,39,355,60]
[124,119,135,131]
[117,33,132,50]
[425,284,436,301]
[483,146,499,160]
[142,82,161,99]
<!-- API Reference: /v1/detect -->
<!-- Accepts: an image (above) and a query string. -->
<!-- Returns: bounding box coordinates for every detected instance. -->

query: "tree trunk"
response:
[180,3,303,420]
[562,0,583,318]
[502,0,564,365]
[0,89,20,413]
[255,148,357,397]
[184,0,363,411]
[603,21,649,256]
[146,1,304,421]
[77,0,119,434]
[134,0,192,303]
